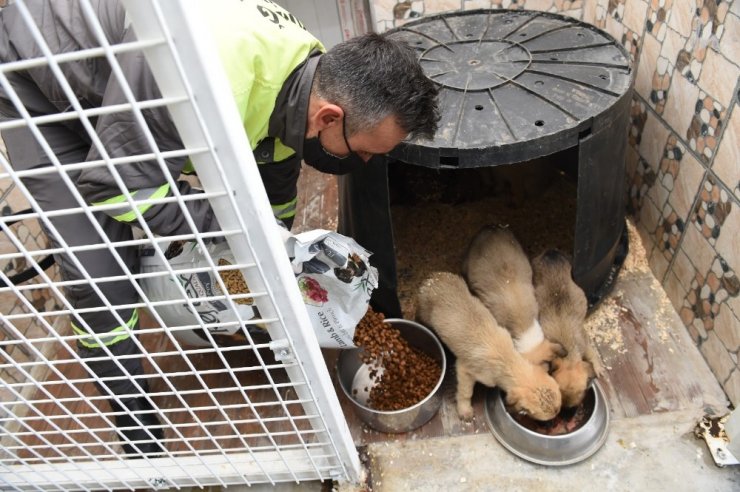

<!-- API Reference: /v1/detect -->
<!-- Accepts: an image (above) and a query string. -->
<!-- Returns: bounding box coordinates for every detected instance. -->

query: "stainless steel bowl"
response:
[484,379,610,466]
[337,318,446,433]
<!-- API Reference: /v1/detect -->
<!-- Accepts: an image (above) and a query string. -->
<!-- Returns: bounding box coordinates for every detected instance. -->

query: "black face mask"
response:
[302,131,365,175]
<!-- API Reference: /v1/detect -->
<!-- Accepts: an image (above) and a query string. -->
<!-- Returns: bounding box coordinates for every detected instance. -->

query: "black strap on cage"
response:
[0,208,56,287]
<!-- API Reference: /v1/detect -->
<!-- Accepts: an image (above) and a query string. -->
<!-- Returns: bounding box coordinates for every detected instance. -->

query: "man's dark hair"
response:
[313,33,439,140]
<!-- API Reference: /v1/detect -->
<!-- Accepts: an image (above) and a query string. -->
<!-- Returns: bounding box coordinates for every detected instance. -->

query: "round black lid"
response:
[385,9,633,167]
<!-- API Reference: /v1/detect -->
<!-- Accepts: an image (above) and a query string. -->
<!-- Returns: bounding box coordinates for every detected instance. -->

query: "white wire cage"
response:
[0,0,360,489]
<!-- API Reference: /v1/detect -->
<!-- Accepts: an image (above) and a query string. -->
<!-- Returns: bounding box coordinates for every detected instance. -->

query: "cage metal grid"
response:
[0,0,360,489]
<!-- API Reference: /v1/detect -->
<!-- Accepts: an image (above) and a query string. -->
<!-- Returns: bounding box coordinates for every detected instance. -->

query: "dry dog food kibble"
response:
[353,308,442,411]
[218,259,253,305]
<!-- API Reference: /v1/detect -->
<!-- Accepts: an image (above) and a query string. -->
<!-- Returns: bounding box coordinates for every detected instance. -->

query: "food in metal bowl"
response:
[510,389,595,435]
[352,308,442,411]
[337,315,447,433]
[485,381,609,466]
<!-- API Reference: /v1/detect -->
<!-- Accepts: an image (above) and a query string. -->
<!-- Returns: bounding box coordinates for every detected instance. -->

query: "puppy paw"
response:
[585,346,606,377]
[524,341,565,366]
[590,356,606,378]
[457,401,475,421]
[523,352,550,367]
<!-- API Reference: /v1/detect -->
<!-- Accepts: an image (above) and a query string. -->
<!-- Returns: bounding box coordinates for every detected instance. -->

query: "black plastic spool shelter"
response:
[339,9,635,318]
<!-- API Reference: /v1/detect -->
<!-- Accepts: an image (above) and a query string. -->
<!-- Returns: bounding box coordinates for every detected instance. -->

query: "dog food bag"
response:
[139,229,377,348]
[285,229,378,348]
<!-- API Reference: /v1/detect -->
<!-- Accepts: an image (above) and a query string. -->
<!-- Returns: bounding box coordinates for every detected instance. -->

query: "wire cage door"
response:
[0,0,360,489]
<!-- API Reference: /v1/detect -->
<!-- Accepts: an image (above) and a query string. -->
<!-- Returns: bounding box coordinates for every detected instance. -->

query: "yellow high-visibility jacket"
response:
[56,0,323,231]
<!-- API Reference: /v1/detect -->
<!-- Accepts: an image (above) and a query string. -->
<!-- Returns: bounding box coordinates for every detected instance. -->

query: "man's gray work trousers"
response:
[0,73,145,400]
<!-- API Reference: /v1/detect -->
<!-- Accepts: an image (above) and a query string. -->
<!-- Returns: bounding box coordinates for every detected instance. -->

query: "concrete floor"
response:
[357,409,739,491]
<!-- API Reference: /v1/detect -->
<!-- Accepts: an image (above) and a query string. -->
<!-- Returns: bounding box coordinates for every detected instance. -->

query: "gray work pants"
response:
[1,74,145,398]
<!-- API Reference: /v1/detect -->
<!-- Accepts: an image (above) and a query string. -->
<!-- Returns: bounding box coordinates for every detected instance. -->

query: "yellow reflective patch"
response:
[72,309,138,348]
[272,197,297,220]
[109,184,170,222]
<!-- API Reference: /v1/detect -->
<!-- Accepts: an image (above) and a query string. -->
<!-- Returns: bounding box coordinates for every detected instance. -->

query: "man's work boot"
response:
[110,396,166,457]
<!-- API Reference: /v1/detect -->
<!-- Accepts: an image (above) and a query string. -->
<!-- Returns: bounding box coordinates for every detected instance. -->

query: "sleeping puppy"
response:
[462,225,564,367]
[416,271,561,421]
[532,249,605,407]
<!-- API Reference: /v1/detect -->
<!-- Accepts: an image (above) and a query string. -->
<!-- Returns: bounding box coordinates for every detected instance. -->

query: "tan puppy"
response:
[532,249,605,407]
[462,225,563,366]
[416,271,561,421]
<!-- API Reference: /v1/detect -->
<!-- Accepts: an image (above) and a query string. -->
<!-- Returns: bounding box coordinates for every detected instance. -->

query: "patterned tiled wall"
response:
[369,0,740,405]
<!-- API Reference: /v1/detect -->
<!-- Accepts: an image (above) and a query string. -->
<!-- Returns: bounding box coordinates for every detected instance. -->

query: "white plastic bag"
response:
[139,241,262,346]
[138,229,377,348]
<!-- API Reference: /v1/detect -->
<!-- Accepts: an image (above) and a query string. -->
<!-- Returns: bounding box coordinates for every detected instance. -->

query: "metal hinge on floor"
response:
[694,414,740,467]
